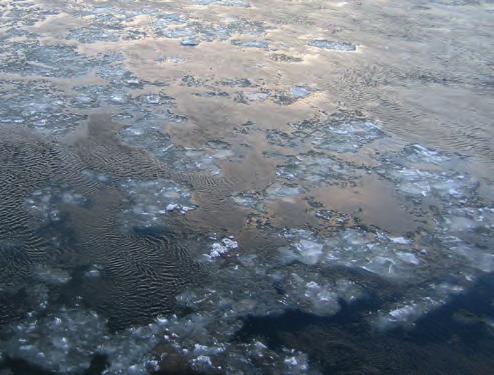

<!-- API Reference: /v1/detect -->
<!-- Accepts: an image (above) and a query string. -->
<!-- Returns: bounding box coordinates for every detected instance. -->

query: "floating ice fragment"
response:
[193,0,250,6]
[192,355,213,369]
[245,91,271,101]
[375,298,441,330]
[389,236,411,244]
[210,243,229,258]
[85,269,101,278]
[231,39,268,48]
[309,39,356,51]
[270,53,303,62]
[268,115,383,158]
[74,95,94,105]
[232,192,262,211]
[390,304,419,320]
[222,238,239,249]
[143,94,161,104]
[284,356,298,366]
[110,93,128,104]
[120,178,195,228]
[309,120,383,152]
[254,341,267,350]
[279,230,324,265]
[2,309,108,373]
[405,144,449,165]
[377,144,478,203]
[84,265,103,278]
[166,203,179,211]
[181,38,199,47]
[447,239,494,273]
[294,240,324,265]
[441,206,494,233]
[304,281,340,314]
[290,86,311,98]
[156,315,169,326]
[362,256,397,276]
[282,350,310,373]
[33,265,71,285]
[321,228,426,279]
[265,182,303,200]
[206,237,239,260]
[396,252,420,265]
[212,149,234,159]
[24,187,88,226]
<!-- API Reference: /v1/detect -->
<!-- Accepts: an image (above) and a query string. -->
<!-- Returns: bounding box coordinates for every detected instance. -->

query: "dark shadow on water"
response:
[235,296,378,348]
[234,273,494,375]
[0,357,57,375]
[395,272,494,349]
[0,354,110,375]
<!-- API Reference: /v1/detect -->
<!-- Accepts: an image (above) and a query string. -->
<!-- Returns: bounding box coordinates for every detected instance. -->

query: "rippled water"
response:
[0,0,493,374]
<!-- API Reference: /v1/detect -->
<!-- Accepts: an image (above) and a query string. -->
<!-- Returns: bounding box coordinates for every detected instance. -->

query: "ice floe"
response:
[120,178,196,229]
[308,39,357,51]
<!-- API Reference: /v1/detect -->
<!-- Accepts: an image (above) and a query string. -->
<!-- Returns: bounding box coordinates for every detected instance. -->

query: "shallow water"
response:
[0,0,493,374]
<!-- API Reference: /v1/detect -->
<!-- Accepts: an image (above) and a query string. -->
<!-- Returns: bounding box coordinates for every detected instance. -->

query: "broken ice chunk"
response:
[33,265,71,285]
[74,95,94,105]
[304,281,340,314]
[231,39,268,48]
[395,252,420,265]
[375,298,441,330]
[231,192,264,211]
[205,237,239,260]
[222,238,239,249]
[310,120,383,153]
[120,178,196,229]
[290,86,311,98]
[308,39,356,51]
[279,230,324,265]
[377,145,478,203]
[142,94,161,104]
[404,144,449,165]
[389,236,411,245]
[265,182,303,200]
[181,38,199,47]
[322,228,425,279]
[245,91,271,102]
[286,115,385,154]
[294,240,324,265]
[2,309,108,373]
[447,239,494,273]
[283,350,309,373]
[110,93,129,104]
[84,265,102,278]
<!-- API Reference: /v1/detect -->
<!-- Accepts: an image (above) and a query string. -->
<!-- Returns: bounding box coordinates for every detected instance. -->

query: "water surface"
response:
[0,0,493,373]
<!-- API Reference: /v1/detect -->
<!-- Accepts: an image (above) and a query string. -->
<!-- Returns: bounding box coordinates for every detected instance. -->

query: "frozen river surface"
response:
[0,0,493,374]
